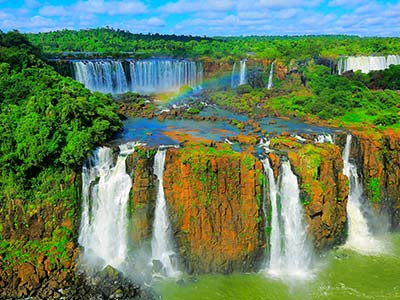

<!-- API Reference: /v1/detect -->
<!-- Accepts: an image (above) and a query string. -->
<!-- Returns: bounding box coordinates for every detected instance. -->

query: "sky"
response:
[0,0,400,36]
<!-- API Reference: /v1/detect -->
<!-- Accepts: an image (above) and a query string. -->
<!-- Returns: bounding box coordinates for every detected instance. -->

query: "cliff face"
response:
[351,130,400,229]
[268,137,348,250]
[0,173,79,299]
[163,143,265,274]
[126,151,157,246]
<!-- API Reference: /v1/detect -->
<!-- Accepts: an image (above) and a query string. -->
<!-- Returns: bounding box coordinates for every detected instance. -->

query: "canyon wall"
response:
[0,172,80,299]
[267,137,348,251]
[2,131,399,293]
[163,143,265,274]
[350,130,400,229]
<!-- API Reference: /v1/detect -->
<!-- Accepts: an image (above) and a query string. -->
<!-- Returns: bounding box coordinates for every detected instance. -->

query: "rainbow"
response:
[154,72,238,105]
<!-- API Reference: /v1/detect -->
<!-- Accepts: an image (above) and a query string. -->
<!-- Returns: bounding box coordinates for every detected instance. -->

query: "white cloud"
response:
[76,0,147,15]
[258,0,322,8]
[39,5,69,17]
[277,8,301,19]
[328,0,366,7]
[147,17,165,26]
[354,3,381,14]
[24,0,41,8]
[159,0,234,14]
[40,0,147,17]
[237,11,269,20]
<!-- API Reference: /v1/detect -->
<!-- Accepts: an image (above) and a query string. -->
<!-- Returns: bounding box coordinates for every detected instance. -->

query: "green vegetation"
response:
[0,30,122,268]
[206,61,400,129]
[264,62,400,128]
[26,28,400,61]
[369,177,381,203]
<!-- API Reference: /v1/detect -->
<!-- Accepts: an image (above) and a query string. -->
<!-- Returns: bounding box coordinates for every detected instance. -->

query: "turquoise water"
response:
[155,234,400,300]
[117,114,340,147]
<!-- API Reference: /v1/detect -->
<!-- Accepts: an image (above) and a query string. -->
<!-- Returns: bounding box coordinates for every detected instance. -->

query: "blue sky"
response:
[1,0,399,36]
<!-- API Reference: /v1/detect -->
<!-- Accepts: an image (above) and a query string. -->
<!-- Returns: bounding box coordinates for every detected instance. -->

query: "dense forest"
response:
[208,63,400,129]
[26,28,400,60]
[0,30,121,202]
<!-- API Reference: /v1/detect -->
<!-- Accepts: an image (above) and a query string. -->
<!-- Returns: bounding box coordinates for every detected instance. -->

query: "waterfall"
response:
[267,62,274,89]
[78,142,138,269]
[315,134,334,144]
[261,158,281,274]
[231,62,237,88]
[338,55,400,74]
[239,59,247,85]
[72,59,202,94]
[263,158,313,279]
[151,149,180,277]
[342,135,385,254]
[73,60,128,94]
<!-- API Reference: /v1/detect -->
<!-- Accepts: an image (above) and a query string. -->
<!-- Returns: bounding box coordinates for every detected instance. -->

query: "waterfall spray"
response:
[151,149,180,277]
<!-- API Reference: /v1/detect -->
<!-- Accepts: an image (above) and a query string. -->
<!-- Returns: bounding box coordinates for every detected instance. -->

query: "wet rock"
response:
[100,265,121,281]
[269,139,348,250]
[163,142,265,273]
[151,260,163,273]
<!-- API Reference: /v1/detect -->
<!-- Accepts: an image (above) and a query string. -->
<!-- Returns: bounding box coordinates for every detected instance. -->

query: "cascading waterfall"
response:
[315,134,334,144]
[73,60,128,94]
[78,142,138,269]
[239,59,247,85]
[130,59,201,94]
[151,149,180,277]
[72,59,202,94]
[261,158,281,274]
[231,62,237,88]
[342,135,385,254]
[267,62,274,89]
[263,158,313,279]
[338,55,400,74]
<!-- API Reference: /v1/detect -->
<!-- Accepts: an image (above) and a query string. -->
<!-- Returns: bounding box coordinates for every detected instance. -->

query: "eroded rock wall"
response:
[126,151,157,246]
[163,144,265,274]
[268,137,348,250]
[351,130,400,229]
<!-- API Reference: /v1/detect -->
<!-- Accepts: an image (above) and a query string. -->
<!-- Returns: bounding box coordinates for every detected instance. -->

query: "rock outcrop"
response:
[126,150,157,246]
[268,136,348,250]
[163,143,265,274]
[350,129,400,229]
[0,169,155,299]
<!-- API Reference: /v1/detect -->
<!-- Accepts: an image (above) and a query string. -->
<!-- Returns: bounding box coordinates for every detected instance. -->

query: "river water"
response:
[155,234,399,300]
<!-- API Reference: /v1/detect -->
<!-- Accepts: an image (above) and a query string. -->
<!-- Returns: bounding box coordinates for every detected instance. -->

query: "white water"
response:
[267,62,274,89]
[78,142,138,269]
[151,149,180,277]
[231,62,237,88]
[342,135,385,255]
[239,59,247,85]
[315,134,334,144]
[129,59,202,94]
[73,59,202,94]
[263,159,313,279]
[338,55,400,74]
[73,60,129,94]
[261,158,281,274]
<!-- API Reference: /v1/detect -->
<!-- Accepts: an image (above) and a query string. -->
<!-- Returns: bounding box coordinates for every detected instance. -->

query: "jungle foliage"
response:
[26,28,400,61]
[0,30,122,200]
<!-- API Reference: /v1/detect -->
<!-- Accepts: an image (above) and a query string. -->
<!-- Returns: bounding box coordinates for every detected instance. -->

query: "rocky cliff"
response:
[350,129,400,229]
[0,172,80,299]
[126,150,157,246]
[267,136,348,250]
[163,143,265,274]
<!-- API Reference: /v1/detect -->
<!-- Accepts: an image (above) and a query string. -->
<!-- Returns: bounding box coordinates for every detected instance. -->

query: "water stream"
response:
[262,158,314,279]
[267,62,274,89]
[151,149,181,277]
[342,134,386,255]
[78,142,138,269]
